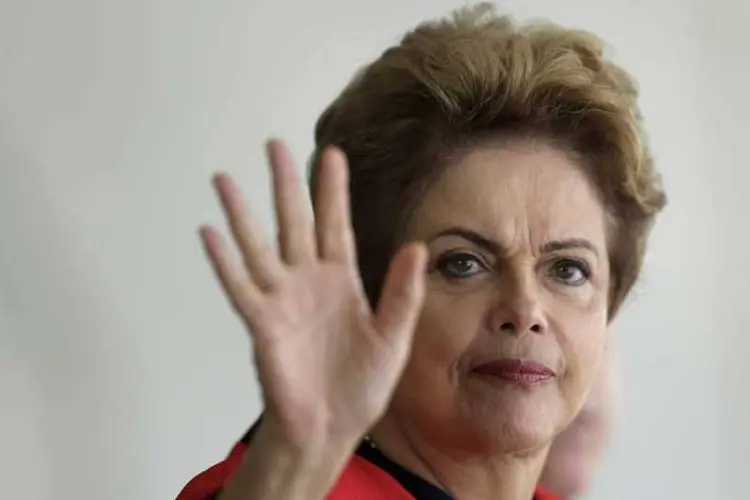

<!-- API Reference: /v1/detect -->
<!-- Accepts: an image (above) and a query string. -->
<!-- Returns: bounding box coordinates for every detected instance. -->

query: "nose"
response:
[487,274,547,336]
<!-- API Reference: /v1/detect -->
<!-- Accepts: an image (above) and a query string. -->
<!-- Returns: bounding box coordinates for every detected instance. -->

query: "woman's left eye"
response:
[550,259,591,286]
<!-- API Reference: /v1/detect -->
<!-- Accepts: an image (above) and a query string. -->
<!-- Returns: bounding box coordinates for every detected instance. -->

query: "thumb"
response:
[373,242,428,347]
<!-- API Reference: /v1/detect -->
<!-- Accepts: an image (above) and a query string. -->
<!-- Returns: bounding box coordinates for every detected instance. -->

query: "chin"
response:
[464,380,567,454]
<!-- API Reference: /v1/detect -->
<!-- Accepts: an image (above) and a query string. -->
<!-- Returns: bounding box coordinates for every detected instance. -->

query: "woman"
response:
[178,4,665,500]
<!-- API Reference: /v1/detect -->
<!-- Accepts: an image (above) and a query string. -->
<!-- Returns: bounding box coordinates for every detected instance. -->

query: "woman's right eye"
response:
[436,253,487,279]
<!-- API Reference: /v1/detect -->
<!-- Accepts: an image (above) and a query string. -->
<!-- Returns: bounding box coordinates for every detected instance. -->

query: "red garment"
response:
[177,440,559,500]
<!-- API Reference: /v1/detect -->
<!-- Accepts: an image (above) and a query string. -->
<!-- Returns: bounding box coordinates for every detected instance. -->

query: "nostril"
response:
[500,322,515,331]
[530,324,542,333]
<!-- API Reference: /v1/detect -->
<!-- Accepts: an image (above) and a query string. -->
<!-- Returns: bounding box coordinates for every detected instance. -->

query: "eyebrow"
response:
[428,227,599,257]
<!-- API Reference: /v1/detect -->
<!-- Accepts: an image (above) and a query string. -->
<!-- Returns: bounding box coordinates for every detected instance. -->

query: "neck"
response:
[369,416,549,500]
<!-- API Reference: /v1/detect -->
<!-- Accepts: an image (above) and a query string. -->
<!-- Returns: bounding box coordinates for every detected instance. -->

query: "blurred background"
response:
[0,0,747,498]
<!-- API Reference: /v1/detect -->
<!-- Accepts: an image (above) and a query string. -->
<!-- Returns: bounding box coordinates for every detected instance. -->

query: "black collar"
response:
[355,439,453,500]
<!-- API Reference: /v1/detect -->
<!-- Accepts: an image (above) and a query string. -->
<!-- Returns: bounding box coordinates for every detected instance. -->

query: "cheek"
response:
[409,290,485,376]
[550,291,608,404]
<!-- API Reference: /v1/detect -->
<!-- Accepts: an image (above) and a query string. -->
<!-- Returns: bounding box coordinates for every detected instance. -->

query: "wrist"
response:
[220,417,360,500]
[258,416,359,466]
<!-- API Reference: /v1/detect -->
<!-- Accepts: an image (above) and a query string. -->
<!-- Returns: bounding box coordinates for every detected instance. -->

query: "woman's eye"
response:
[437,253,486,279]
[550,259,591,286]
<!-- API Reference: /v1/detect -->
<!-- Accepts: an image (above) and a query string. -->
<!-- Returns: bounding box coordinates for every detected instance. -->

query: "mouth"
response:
[471,358,556,386]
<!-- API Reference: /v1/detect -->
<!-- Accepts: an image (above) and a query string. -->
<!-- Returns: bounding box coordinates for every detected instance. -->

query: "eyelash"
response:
[435,253,591,286]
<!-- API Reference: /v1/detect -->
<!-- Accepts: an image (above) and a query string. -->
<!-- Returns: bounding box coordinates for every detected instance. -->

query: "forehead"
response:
[409,140,608,246]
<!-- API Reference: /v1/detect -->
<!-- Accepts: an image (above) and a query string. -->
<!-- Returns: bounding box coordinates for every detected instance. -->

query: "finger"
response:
[315,147,357,266]
[199,225,262,320]
[213,172,285,290]
[267,139,316,266]
[373,242,428,346]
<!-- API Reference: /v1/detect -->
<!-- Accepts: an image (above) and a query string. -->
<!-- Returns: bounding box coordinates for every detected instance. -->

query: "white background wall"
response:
[0,0,747,499]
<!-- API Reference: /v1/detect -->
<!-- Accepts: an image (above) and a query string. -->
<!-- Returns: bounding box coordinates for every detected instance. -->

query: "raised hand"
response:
[199,140,427,448]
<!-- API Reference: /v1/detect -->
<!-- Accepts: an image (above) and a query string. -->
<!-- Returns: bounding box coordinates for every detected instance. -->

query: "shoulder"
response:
[534,486,562,500]
[176,440,246,500]
[176,442,414,500]
[328,454,415,500]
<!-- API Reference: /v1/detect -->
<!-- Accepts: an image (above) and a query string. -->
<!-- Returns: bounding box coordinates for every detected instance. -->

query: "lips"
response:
[472,358,556,385]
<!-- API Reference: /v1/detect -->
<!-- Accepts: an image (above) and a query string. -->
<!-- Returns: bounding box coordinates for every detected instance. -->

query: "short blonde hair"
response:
[310,3,666,318]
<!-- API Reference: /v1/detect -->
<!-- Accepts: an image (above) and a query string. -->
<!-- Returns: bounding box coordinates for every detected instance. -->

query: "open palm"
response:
[199,140,427,446]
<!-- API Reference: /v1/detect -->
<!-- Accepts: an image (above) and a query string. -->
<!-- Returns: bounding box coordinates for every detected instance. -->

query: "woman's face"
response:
[388,139,610,455]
